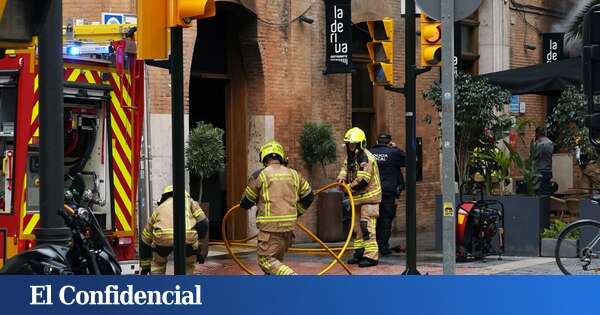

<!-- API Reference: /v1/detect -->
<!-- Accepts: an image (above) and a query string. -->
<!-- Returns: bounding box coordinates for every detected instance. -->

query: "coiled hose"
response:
[221,182,356,275]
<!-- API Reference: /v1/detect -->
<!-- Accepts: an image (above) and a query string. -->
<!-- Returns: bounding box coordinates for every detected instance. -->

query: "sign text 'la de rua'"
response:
[325,0,351,74]
[542,33,564,63]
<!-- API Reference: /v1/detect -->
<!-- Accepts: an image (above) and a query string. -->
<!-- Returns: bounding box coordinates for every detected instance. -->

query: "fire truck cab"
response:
[0,24,144,274]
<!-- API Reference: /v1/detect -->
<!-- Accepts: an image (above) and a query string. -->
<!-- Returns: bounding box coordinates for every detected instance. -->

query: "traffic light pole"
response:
[36,0,71,245]
[402,0,422,275]
[441,0,456,275]
[384,0,430,275]
[170,26,186,275]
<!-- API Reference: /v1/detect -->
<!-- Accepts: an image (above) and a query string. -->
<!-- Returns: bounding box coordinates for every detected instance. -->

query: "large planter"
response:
[541,238,577,257]
[317,190,345,242]
[199,202,210,262]
[577,199,600,250]
[436,194,550,256]
[580,199,600,221]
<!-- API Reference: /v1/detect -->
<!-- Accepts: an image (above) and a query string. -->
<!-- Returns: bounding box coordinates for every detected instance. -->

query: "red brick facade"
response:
[62,0,575,243]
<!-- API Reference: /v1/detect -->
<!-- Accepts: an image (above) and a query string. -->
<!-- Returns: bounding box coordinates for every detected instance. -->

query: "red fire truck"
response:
[0,24,144,274]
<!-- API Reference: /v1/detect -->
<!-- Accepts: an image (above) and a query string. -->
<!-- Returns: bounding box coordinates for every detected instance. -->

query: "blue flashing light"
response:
[66,46,81,56]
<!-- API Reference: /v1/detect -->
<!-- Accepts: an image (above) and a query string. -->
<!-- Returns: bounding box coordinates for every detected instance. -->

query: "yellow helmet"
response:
[259,140,286,163]
[162,185,190,197]
[344,127,367,150]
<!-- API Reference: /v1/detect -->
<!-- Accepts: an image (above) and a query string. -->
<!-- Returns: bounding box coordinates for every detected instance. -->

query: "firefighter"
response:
[139,185,209,275]
[337,127,382,267]
[240,140,314,275]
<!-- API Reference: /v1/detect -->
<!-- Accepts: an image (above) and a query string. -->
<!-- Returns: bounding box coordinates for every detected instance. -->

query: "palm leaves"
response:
[567,0,600,43]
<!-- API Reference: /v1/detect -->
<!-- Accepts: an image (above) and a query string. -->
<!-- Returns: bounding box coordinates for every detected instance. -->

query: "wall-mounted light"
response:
[299,15,314,24]
[525,43,537,50]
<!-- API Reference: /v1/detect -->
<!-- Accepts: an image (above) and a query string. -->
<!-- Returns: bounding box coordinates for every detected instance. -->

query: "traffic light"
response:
[168,0,216,28]
[366,18,394,86]
[583,5,600,146]
[137,0,168,60]
[137,0,216,60]
[420,13,442,67]
[0,0,51,48]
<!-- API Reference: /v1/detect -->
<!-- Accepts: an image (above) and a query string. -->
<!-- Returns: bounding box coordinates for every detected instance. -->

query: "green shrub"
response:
[542,219,579,240]
[186,122,225,201]
[299,122,337,176]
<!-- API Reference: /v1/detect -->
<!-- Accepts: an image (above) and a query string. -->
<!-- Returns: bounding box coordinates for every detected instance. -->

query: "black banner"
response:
[325,0,352,74]
[542,33,564,63]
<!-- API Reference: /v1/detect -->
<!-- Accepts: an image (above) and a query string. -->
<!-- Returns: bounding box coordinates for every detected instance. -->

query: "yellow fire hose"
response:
[209,240,355,253]
[221,182,356,275]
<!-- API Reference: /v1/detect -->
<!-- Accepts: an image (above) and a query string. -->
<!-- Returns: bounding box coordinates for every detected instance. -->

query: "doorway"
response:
[189,3,252,240]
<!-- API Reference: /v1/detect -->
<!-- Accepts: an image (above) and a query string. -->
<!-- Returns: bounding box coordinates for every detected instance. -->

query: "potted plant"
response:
[298,122,340,241]
[185,121,225,253]
[540,219,579,257]
[423,71,511,190]
[471,146,512,196]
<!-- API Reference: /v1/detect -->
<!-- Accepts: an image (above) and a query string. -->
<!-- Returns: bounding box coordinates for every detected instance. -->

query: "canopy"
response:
[477,58,582,95]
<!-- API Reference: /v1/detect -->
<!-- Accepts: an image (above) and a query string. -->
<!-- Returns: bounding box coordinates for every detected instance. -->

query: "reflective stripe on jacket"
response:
[141,197,207,247]
[337,149,382,206]
[242,162,312,232]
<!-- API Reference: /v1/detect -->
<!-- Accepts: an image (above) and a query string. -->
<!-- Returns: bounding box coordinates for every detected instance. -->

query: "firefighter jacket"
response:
[141,197,207,247]
[240,162,313,232]
[337,149,382,206]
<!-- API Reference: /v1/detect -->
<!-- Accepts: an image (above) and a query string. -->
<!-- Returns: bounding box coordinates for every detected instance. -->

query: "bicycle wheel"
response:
[555,220,600,275]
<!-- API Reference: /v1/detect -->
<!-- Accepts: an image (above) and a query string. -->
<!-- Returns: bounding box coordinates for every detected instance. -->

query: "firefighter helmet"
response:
[259,140,286,163]
[344,127,367,150]
[162,185,190,197]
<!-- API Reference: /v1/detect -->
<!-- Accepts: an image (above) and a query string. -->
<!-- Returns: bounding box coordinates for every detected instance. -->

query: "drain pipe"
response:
[139,64,154,229]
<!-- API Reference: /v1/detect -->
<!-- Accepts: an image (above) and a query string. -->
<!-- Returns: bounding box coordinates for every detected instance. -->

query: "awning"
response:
[477,58,582,95]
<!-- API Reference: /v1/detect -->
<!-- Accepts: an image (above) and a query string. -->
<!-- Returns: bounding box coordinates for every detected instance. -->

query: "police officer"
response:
[370,133,405,256]
[139,186,209,275]
[240,140,314,275]
[337,127,382,267]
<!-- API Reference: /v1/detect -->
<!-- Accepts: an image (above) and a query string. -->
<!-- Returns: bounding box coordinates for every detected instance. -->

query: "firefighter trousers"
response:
[257,230,296,275]
[353,203,379,261]
[151,243,198,275]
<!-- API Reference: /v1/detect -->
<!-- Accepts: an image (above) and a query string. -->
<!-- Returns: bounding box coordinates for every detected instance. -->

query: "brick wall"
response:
[61,0,575,244]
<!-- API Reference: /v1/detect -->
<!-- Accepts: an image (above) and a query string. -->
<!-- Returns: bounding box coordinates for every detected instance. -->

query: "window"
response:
[457,13,480,74]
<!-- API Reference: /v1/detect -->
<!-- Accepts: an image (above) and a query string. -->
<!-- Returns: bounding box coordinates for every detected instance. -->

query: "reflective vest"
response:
[141,197,206,247]
[243,163,311,232]
[337,149,382,206]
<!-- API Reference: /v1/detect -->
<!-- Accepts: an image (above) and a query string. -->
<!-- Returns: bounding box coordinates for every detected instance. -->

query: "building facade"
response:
[63,0,580,244]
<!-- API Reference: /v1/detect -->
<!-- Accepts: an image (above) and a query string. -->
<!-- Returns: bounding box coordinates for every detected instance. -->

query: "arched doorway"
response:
[189,2,258,240]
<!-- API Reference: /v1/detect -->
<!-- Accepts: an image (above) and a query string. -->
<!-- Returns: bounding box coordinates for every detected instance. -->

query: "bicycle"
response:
[555,195,600,275]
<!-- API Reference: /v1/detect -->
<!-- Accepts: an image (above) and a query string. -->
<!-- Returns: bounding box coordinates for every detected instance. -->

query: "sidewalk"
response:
[166,233,563,275]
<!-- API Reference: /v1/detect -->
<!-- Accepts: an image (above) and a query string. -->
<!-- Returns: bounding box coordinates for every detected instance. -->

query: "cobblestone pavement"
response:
[174,246,565,275]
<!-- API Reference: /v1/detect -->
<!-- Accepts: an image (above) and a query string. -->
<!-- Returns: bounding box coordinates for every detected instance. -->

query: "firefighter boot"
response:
[358,257,379,268]
[347,248,364,264]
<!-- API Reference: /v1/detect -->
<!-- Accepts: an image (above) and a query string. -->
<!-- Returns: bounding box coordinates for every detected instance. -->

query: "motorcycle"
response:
[0,182,121,275]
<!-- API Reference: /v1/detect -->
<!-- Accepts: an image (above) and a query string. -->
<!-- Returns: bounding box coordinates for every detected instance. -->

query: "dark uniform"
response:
[370,143,405,254]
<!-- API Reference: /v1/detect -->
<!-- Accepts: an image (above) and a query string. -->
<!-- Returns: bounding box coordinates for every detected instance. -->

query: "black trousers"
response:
[376,193,397,251]
[537,170,553,196]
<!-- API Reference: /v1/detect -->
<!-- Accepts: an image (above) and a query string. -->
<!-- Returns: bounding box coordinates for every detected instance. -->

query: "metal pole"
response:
[139,65,153,231]
[36,0,70,245]
[402,0,420,275]
[171,26,186,275]
[441,0,456,275]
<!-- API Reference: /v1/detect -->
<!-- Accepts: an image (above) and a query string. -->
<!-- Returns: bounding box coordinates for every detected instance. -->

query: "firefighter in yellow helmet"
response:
[337,127,382,267]
[240,140,314,275]
[139,185,209,275]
